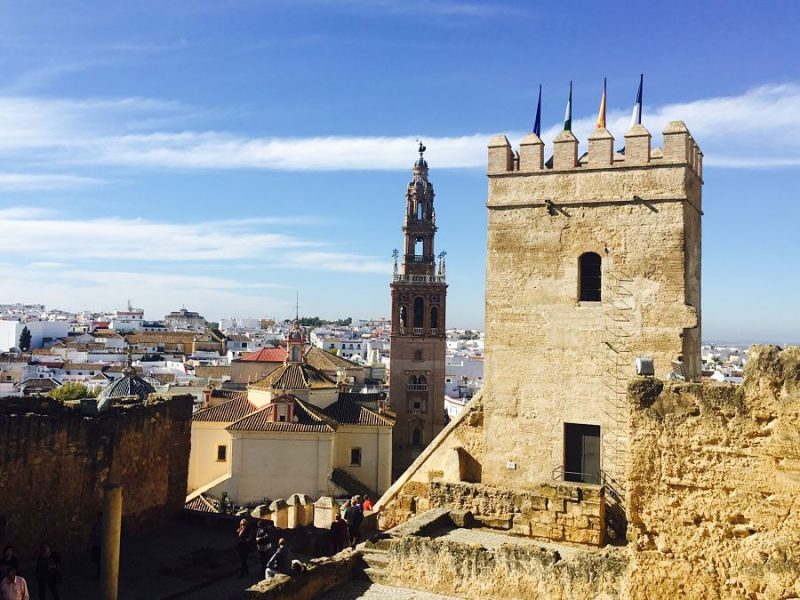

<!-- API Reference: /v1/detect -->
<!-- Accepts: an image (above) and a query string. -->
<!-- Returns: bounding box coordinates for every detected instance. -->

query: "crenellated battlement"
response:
[488,121,702,178]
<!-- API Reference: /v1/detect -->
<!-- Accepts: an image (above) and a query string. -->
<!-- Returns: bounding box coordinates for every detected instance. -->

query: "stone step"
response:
[365,537,394,551]
[360,567,391,584]
[361,552,389,568]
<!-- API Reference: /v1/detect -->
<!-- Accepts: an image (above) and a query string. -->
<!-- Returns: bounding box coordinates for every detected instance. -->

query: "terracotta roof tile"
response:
[323,398,395,427]
[249,363,336,391]
[226,396,336,433]
[239,347,287,362]
[192,393,256,422]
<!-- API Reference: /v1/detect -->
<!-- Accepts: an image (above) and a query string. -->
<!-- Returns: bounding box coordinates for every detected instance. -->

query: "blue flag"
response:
[631,74,643,127]
[533,84,542,137]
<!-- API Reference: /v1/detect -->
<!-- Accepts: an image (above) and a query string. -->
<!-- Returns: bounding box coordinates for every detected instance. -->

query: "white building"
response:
[0,320,69,352]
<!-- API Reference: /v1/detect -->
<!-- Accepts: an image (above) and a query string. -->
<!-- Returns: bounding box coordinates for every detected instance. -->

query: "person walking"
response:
[1,567,29,600]
[34,544,61,600]
[344,498,364,549]
[235,519,253,578]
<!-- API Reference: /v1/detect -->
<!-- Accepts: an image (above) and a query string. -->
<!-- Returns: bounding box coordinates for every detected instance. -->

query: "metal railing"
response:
[407,384,428,391]
[413,327,424,335]
[393,274,446,283]
[551,465,601,485]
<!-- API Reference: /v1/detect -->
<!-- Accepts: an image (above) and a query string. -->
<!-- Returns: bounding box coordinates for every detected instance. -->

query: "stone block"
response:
[548,499,566,513]
[449,510,475,528]
[475,514,513,530]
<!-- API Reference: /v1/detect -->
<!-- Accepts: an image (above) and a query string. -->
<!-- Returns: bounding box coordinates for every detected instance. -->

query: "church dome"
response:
[98,373,156,403]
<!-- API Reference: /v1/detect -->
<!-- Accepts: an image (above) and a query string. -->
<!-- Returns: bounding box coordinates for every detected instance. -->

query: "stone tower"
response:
[483,121,702,491]
[389,143,448,477]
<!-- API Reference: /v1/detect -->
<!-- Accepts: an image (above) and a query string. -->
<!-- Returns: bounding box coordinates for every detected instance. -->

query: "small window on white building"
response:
[217,445,227,462]
[350,447,362,466]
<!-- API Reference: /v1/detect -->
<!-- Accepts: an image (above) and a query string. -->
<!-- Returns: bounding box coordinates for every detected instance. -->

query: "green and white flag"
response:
[563,81,573,131]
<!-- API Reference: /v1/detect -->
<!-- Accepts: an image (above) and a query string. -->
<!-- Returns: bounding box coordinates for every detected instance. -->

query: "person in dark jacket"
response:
[330,514,349,554]
[254,521,275,575]
[265,538,291,578]
[344,499,364,548]
[0,546,19,577]
[34,543,61,600]
[235,519,253,578]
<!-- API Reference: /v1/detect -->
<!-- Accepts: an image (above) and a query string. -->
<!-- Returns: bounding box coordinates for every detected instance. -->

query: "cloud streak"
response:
[0,209,390,273]
[0,83,799,172]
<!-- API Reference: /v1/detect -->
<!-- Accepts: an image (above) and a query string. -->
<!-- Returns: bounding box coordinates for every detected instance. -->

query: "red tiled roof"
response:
[250,362,337,391]
[192,393,256,423]
[323,398,395,427]
[226,396,336,433]
[239,347,287,362]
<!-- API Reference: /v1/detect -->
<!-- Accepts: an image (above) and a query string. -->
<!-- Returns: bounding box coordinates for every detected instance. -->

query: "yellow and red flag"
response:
[596,77,607,129]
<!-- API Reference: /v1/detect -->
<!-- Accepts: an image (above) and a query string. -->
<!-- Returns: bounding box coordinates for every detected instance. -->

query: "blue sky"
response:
[0,1,799,342]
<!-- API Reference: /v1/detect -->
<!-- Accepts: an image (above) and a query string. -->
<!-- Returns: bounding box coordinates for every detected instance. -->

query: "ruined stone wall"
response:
[377,395,484,529]
[386,535,626,600]
[426,480,604,546]
[626,345,800,599]
[0,395,192,559]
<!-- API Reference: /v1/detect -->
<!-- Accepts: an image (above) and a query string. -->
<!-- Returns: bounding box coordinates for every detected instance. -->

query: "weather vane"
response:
[416,139,426,156]
[392,249,399,259]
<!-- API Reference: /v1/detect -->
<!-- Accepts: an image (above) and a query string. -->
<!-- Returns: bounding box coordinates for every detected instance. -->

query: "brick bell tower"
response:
[389,142,448,478]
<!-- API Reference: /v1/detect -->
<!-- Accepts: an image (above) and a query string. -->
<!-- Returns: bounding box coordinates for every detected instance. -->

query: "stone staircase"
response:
[357,538,392,584]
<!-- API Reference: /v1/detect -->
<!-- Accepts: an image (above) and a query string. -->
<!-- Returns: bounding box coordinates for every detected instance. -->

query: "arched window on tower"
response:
[414,237,423,257]
[413,297,424,331]
[579,252,602,302]
[291,346,301,362]
[430,306,439,333]
[412,428,422,446]
[399,305,407,332]
[417,202,424,220]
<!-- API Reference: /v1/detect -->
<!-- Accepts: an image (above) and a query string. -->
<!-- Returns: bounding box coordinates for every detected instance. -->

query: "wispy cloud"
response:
[0,209,390,273]
[1,83,799,171]
[0,173,104,191]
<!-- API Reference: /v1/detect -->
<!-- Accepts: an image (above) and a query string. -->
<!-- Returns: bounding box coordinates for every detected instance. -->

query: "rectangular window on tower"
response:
[350,447,362,466]
[217,445,227,462]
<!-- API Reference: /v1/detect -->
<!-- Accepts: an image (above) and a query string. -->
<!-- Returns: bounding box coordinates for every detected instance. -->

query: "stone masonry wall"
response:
[483,125,702,491]
[626,345,800,599]
[427,480,604,546]
[0,395,192,559]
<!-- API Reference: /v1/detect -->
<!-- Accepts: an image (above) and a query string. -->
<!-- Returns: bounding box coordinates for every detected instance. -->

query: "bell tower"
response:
[389,143,448,477]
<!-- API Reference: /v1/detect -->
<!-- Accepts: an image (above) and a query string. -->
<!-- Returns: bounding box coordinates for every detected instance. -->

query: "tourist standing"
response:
[34,544,61,600]
[330,514,349,554]
[255,521,273,576]
[235,519,253,578]
[1,567,29,600]
[0,547,18,576]
[362,495,373,512]
[344,498,364,548]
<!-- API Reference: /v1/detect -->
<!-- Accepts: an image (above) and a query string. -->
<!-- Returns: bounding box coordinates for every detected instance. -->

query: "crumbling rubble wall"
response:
[626,345,800,599]
[386,535,626,599]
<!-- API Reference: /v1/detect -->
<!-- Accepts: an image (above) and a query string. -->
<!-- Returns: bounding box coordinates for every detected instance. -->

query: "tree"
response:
[50,382,97,402]
[18,326,32,352]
